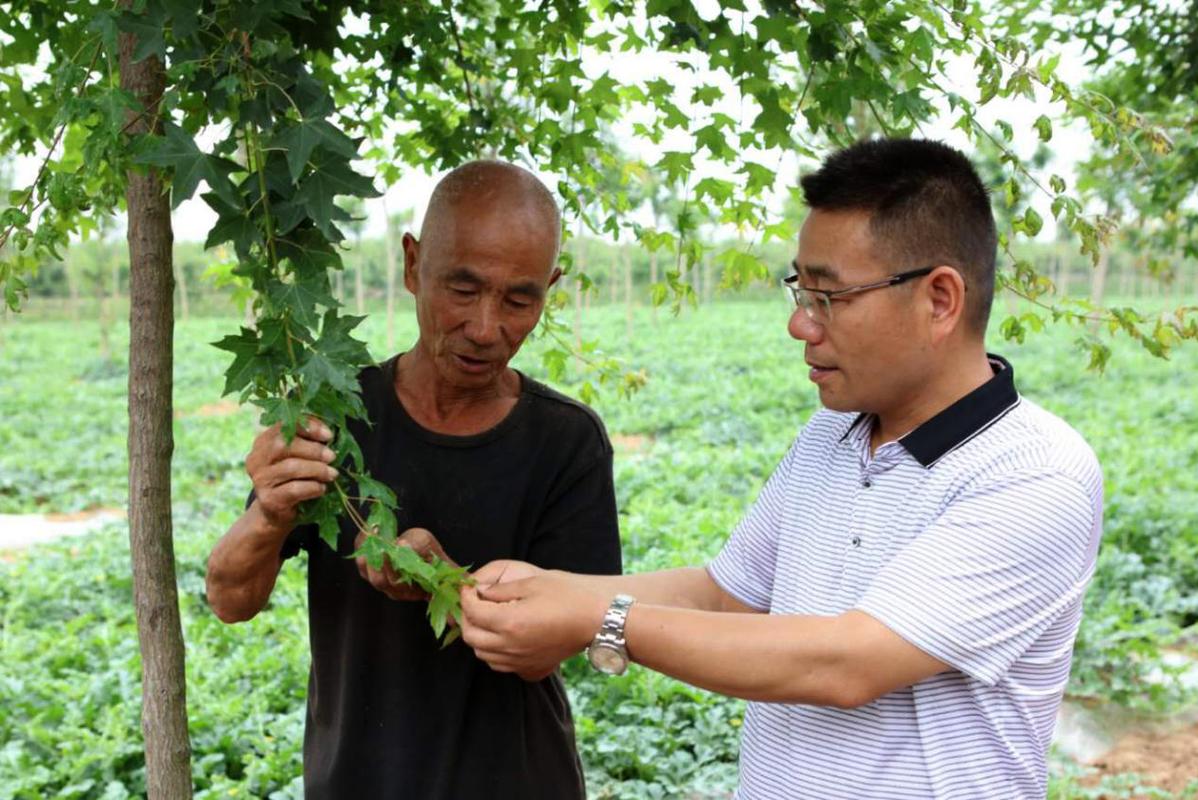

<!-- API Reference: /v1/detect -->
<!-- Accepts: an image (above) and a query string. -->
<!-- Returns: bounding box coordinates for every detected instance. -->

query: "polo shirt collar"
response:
[839,354,1020,469]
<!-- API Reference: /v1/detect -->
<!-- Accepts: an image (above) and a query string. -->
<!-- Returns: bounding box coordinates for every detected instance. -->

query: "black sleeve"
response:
[527,448,622,576]
[245,489,314,561]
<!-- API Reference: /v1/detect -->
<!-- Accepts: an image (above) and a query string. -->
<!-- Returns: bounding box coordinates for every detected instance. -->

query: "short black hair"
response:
[800,138,997,334]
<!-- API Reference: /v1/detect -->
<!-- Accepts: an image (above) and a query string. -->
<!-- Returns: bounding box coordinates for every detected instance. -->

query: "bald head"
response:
[419,160,562,268]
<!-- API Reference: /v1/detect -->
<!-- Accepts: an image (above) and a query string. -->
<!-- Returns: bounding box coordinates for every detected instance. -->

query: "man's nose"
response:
[464,298,502,347]
[787,307,826,344]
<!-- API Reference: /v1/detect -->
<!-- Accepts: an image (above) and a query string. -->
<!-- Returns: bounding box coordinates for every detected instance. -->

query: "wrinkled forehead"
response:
[421,199,560,278]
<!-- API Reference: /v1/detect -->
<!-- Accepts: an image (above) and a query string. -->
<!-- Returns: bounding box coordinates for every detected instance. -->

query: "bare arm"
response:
[206,501,294,623]
[621,606,947,707]
[461,569,947,707]
[472,561,758,615]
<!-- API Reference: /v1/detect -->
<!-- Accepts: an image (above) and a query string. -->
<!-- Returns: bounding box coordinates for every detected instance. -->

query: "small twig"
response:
[0,40,103,250]
[443,0,477,114]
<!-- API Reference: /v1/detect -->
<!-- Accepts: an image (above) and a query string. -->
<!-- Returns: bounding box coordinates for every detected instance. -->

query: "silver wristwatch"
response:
[586,594,635,676]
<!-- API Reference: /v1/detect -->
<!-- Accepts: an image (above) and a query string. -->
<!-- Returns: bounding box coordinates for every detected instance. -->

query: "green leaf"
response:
[1024,207,1043,237]
[161,0,201,39]
[656,151,694,185]
[428,588,454,638]
[258,394,304,436]
[115,2,167,63]
[366,501,398,543]
[274,117,359,182]
[382,541,436,587]
[211,327,261,395]
[314,311,372,365]
[203,197,261,259]
[276,233,341,275]
[265,273,338,329]
[308,494,342,551]
[1034,114,1053,142]
[138,123,241,209]
[296,154,381,240]
[355,473,397,507]
[86,11,121,56]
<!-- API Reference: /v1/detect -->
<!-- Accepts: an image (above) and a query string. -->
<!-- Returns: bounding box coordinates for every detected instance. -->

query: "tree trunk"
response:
[99,275,113,361]
[65,255,80,322]
[120,22,193,800]
[703,256,714,303]
[623,245,633,339]
[1089,247,1110,330]
[354,249,365,314]
[649,249,658,324]
[573,237,584,368]
[335,269,345,304]
[174,259,190,322]
[608,247,618,306]
[383,211,397,354]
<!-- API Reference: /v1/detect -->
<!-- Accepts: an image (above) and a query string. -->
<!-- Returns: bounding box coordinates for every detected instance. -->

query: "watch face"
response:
[588,644,628,675]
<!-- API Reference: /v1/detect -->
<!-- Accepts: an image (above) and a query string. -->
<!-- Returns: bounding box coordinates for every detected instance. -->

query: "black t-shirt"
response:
[278,356,621,799]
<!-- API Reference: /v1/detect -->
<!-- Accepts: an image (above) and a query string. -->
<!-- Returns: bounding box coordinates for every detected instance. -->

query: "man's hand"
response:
[460,569,609,678]
[470,559,545,588]
[246,416,339,531]
[354,527,457,602]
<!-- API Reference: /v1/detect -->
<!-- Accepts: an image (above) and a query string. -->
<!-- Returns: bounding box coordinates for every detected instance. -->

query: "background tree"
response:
[381,200,413,353]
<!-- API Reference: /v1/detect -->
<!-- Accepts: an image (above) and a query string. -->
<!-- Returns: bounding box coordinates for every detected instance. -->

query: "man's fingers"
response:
[460,585,520,634]
[262,480,327,510]
[397,528,455,566]
[264,458,338,488]
[459,616,509,652]
[471,560,515,585]
[354,533,432,602]
[277,436,335,465]
[297,415,333,443]
[475,576,535,604]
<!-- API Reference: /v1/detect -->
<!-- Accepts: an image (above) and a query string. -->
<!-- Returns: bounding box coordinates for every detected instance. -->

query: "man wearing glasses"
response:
[458,139,1103,799]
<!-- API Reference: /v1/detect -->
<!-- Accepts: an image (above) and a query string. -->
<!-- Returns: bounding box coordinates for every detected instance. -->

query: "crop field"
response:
[1,298,1196,799]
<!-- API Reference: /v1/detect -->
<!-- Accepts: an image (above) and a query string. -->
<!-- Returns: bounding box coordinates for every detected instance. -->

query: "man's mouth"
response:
[806,360,838,383]
[453,353,492,373]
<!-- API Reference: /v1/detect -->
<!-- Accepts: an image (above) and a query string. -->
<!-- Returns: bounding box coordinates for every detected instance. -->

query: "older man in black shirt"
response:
[205,160,621,799]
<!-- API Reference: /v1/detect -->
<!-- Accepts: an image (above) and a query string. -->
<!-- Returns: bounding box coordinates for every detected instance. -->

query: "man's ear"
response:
[547,266,563,288]
[402,233,420,294]
[925,265,967,344]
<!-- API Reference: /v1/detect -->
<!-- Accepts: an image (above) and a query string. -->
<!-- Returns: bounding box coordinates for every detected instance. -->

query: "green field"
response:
[1,299,1196,799]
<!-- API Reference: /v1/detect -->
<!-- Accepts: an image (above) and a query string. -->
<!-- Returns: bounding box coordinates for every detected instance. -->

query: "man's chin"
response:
[816,387,858,413]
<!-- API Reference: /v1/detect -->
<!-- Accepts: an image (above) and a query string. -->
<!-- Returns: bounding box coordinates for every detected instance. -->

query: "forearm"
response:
[206,501,292,623]
[623,606,870,706]
[568,567,753,613]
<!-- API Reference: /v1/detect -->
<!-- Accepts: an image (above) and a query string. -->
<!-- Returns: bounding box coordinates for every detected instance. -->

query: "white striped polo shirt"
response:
[708,355,1103,800]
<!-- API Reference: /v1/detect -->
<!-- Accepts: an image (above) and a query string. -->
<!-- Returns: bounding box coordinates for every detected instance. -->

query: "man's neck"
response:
[395,347,520,436]
[870,347,996,453]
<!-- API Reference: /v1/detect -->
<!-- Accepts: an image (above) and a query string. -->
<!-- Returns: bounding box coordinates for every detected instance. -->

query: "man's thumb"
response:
[475,577,532,604]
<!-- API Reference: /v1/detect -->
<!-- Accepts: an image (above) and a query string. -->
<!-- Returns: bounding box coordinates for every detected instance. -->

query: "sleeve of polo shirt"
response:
[706,434,802,611]
[855,467,1099,686]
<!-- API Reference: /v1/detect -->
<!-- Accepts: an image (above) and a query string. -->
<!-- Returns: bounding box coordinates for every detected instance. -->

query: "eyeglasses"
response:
[781,265,937,322]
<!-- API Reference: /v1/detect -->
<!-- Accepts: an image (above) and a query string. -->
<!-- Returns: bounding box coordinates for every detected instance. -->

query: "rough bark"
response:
[120,20,193,800]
